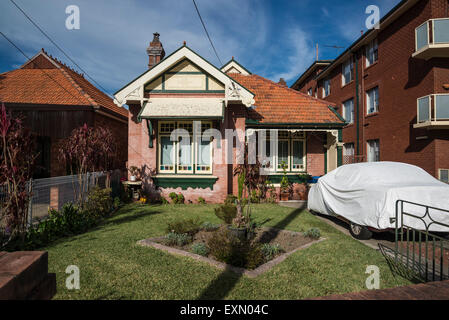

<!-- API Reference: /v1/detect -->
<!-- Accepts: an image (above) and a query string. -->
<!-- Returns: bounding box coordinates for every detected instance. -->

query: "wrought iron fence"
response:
[390,200,449,282]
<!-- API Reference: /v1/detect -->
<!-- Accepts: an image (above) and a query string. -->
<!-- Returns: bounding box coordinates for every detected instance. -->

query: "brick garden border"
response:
[137,231,326,278]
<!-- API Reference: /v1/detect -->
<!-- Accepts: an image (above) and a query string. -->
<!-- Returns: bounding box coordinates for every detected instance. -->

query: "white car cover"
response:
[308,162,449,232]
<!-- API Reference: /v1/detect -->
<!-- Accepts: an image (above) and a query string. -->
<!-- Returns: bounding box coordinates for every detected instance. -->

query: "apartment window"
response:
[343,143,355,157]
[367,139,380,162]
[158,121,213,174]
[343,98,354,123]
[307,88,312,96]
[323,79,331,98]
[366,39,378,67]
[314,87,318,98]
[366,87,379,114]
[342,57,354,86]
[439,169,449,183]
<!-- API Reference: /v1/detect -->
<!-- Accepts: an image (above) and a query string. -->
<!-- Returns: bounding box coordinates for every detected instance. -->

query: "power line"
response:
[0,31,151,165]
[192,0,223,66]
[9,0,113,98]
[0,31,88,105]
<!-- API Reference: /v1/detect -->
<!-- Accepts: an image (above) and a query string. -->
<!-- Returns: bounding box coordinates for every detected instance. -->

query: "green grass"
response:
[44,203,411,299]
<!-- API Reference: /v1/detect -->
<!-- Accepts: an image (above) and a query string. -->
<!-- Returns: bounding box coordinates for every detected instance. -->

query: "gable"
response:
[220,59,251,75]
[144,59,225,93]
[114,46,255,107]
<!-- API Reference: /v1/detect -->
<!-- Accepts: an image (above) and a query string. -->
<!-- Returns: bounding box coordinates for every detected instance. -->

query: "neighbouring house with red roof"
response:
[0,49,128,178]
[114,33,345,203]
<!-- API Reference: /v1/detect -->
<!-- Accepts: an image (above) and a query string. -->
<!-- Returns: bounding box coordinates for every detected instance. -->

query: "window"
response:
[343,143,354,157]
[342,57,354,86]
[307,88,312,96]
[291,139,305,171]
[343,98,354,123]
[366,87,379,114]
[367,139,380,162]
[366,39,378,67]
[158,121,213,174]
[323,79,331,98]
[439,169,449,183]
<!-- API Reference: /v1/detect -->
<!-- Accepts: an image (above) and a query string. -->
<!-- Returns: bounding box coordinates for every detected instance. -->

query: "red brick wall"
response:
[306,132,325,176]
[292,0,449,178]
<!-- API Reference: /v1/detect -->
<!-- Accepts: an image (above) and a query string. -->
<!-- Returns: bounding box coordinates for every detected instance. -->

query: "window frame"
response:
[365,39,378,67]
[291,138,306,172]
[323,79,331,98]
[342,57,354,86]
[366,139,380,162]
[366,86,379,115]
[439,169,449,183]
[342,98,354,124]
[276,138,290,172]
[157,120,213,175]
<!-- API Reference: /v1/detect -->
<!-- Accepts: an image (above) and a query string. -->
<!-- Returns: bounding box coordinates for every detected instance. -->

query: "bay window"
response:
[158,121,213,174]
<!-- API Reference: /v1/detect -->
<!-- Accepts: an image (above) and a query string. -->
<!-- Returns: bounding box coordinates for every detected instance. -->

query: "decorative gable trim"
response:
[220,58,251,75]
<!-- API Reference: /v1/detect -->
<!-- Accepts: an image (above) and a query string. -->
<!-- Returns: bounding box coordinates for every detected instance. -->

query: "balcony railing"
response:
[414,94,449,129]
[413,18,449,60]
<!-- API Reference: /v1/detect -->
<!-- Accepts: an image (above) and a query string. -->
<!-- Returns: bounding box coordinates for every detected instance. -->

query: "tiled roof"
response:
[0,50,128,118]
[228,73,342,124]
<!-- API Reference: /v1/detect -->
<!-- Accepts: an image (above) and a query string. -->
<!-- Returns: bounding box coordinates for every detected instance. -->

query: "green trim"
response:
[137,105,145,123]
[327,105,346,123]
[220,58,252,75]
[152,176,218,190]
[146,90,225,94]
[162,74,165,91]
[206,75,209,91]
[146,119,154,148]
[337,146,343,167]
[264,174,308,184]
[338,128,343,143]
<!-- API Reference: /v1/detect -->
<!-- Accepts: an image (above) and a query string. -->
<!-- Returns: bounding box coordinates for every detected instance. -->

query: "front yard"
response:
[45,203,411,299]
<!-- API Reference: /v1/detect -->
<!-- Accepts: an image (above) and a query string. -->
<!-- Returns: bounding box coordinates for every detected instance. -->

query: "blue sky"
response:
[0,0,401,95]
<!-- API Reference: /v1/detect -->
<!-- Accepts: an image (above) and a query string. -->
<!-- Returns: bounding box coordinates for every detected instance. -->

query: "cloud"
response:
[268,27,315,83]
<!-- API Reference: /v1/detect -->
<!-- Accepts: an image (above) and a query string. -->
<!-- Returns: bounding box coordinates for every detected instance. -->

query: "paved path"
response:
[313,279,449,300]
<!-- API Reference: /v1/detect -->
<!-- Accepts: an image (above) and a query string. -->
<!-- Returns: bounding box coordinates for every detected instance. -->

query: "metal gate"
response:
[388,200,449,282]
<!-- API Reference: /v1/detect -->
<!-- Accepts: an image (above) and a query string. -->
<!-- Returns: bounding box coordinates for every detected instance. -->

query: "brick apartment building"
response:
[0,49,129,178]
[114,34,345,203]
[291,0,449,182]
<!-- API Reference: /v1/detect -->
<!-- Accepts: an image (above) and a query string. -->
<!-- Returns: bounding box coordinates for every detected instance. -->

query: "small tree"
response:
[0,103,37,248]
[59,124,116,205]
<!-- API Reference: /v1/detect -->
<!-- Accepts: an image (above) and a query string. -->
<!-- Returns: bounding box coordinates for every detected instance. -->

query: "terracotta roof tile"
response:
[229,73,342,124]
[0,51,128,118]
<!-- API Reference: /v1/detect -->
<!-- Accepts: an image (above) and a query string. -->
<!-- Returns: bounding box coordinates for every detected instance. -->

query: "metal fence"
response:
[387,200,449,282]
[1,170,122,223]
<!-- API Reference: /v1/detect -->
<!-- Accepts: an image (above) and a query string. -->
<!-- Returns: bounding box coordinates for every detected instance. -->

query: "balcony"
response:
[412,18,449,60]
[414,94,449,129]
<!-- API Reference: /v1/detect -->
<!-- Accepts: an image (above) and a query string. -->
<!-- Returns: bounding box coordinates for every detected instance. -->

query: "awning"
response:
[139,98,224,120]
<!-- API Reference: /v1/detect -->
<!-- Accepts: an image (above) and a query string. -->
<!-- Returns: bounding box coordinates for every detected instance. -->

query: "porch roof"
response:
[138,98,224,120]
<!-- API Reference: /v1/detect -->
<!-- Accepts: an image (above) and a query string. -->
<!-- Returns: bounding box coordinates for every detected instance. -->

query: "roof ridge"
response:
[248,74,335,106]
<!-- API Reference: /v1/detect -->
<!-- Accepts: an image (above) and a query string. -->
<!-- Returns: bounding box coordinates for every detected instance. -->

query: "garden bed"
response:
[138,226,325,278]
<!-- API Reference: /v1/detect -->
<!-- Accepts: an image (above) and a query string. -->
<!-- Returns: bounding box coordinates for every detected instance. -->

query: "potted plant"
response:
[128,166,139,182]
[279,161,290,201]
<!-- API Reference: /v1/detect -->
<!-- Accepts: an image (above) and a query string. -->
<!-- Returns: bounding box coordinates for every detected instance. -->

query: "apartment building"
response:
[291,0,449,181]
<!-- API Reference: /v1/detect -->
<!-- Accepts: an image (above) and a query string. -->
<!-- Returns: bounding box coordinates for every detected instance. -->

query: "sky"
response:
[0,0,402,96]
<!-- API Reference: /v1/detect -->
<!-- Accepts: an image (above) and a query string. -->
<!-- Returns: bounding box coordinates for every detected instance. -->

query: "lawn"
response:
[44,203,411,299]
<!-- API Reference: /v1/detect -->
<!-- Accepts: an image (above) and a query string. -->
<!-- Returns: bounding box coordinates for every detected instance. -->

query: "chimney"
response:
[278,78,287,87]
[147,32,165,69]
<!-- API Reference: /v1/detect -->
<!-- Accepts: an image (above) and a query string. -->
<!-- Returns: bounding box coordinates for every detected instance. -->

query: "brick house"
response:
[291,0,449,182]
[114,34,345,204]
[0,49,129,178]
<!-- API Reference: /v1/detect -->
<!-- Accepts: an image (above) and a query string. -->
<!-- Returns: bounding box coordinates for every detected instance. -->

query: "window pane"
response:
[344,99,354,123]
[178,136,192,171]
[435,95,449,120]
[367,140,379,162]
[367,87,379,114]
[416,23,428,50]
[278,140,288,169]
[441,170,449,183]
[160,136,174,170]
[434,19,449,44]
[292,140,304,170]
[418,96,430,122]
[196,139,211,172]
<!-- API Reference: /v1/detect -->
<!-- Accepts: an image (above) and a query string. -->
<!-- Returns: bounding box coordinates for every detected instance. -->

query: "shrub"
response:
[113,197,121,209]
[250,190,260,204]
[161,197,169,205]
[177,193,185,204]
[84,187,113,218]
[207,227,264,269]
[224,194,237,205]
[166,217,203,235]
[164,232,192,246]
[202,221,220,231]
[197,197,206,204]
[261,243,283,261]
[169,192,178,203]
[191,243,209,256]
[214,204,237,224]
[304,228,321,239]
